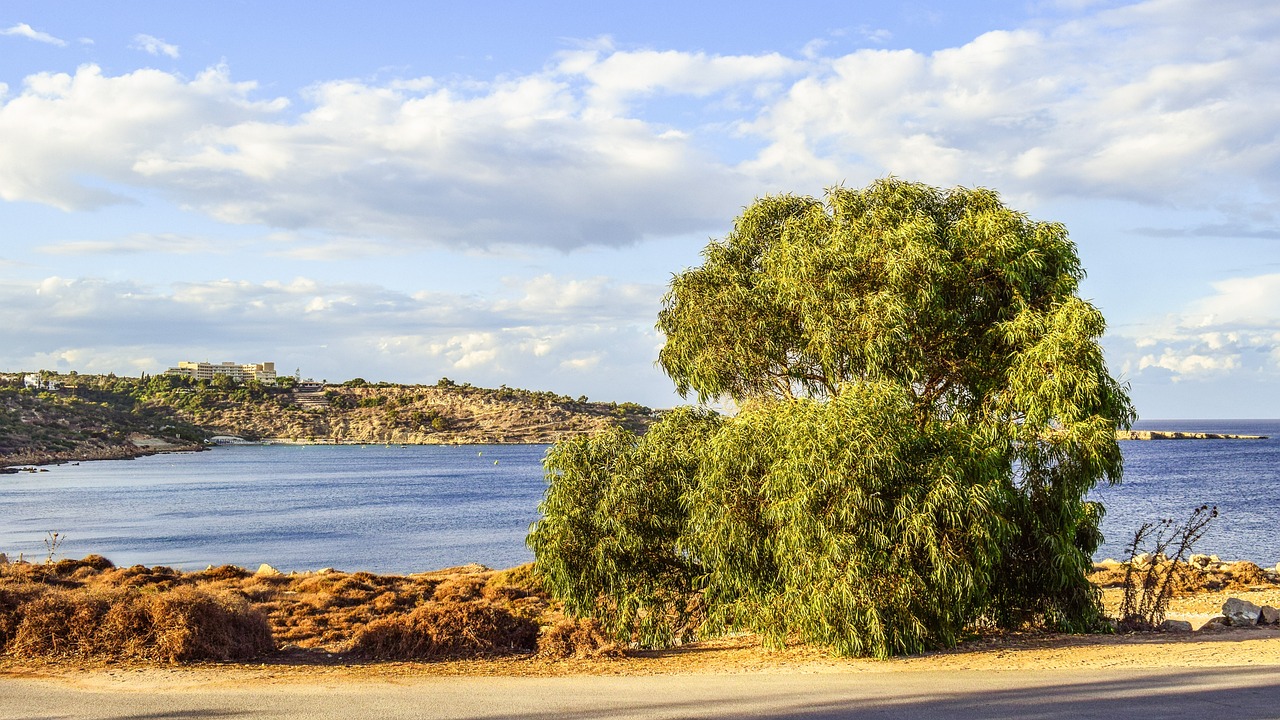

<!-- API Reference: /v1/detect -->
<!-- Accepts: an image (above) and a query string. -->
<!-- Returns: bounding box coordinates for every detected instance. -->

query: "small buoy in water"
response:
[477,451,482,456]
[494,460,499,465]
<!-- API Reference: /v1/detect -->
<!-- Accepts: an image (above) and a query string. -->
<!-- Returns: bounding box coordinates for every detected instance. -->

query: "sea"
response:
[1,420,1277,574]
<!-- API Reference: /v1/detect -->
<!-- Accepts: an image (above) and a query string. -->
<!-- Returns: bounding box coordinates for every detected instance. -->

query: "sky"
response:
[1,0,1277,418]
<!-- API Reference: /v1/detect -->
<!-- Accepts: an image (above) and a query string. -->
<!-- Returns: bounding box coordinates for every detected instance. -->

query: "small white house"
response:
[23,374,59,390]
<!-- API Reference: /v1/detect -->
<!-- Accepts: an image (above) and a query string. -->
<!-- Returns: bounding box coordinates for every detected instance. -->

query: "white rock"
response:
[255,563,282,577]
[1189,554,1212,568]
[1223,598,1261,626]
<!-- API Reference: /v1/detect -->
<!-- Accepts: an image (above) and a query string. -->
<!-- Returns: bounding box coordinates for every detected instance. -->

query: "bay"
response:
[3,420,1278,574]
[0,444,549,574]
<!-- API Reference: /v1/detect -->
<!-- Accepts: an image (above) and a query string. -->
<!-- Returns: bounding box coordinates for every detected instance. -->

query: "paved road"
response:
[3,666,1279,720]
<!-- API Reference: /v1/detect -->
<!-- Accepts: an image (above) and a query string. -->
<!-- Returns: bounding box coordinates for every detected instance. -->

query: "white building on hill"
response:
[165,361,277,384]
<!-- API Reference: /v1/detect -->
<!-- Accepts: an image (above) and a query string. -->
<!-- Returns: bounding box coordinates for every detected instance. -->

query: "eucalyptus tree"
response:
[530,178,1134,657]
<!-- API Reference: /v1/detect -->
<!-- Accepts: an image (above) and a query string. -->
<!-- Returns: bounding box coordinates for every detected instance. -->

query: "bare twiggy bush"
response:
[1117,505,1218,631]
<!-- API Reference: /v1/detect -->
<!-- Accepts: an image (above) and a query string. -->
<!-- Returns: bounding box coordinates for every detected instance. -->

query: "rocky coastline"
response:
[1,435,205,472]
[1116,430,1268,440]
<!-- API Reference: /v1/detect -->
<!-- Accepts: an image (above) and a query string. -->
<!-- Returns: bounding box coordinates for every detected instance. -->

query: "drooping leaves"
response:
[532,178,1134,656]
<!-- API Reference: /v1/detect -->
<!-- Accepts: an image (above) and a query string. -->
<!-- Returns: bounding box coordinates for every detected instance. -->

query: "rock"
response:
[1198,616,1231,631]
[255,563,282,577]
[0,553,7,564]
[1134,552,1155,566]
[1160,619,1193,633]
[1189,553,1213,568]
[1223,598,1261,626]
[316,567,337,575]
[1259,606,1280,625]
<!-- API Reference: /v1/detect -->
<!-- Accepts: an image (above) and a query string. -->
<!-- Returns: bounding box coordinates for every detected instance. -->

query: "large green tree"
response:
[530,179,1133,657]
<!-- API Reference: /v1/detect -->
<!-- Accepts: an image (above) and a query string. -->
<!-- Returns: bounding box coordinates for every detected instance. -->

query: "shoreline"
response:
[1117,430,1269,440]
[0,438,206,472]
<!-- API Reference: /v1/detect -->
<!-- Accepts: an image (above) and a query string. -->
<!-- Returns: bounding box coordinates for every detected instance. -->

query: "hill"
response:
[0,373,656,467]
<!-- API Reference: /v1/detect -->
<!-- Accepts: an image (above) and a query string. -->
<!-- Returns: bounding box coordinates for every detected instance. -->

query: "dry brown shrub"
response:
[79,554,115,572]
[200,565,251,582]
[2,585,272,663]
[0,584,44,648]
[98,564,184,590]
[538,618,623,660]
[349,601,538,660]
[8,590,108,658]
[146,587,274,662]
[1088,567,1128,588]
[1225,561,1269,588]
[432,576,485,603]
[372,591,403,613]
[483,563,545,602]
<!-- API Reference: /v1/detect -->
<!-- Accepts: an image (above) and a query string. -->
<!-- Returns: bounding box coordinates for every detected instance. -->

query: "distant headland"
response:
[0,370,657,468]
[1117,430,1269,440]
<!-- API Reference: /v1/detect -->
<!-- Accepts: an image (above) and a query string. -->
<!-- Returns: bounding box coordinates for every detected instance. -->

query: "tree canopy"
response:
[529,178,1134,657]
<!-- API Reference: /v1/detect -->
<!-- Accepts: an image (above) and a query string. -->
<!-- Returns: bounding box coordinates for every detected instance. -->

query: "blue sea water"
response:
[0,444,549,574]
[2,421,1277,573]
[1091,419,1280,567]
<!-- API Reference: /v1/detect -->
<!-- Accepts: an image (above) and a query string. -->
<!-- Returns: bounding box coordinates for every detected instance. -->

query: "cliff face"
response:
[185,384,655,444]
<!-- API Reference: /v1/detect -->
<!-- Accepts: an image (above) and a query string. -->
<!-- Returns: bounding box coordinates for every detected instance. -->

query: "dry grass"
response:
[0,556,558,665]
[350,601,539,660]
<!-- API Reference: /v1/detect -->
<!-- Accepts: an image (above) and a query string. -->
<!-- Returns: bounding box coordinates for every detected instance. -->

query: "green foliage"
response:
[532,179,1134,657]
[690,389,1009,657]
[529,408,722,646]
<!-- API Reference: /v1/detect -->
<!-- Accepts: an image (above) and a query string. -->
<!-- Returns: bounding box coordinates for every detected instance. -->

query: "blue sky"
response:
[1,1,1277,418]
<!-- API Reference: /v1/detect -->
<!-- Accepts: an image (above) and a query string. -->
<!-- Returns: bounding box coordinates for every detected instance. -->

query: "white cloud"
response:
[1137,350,1240,378]
[745,0,1280,208]
[1115,272,1280,383]
[0,1,1277,252]
[1,23,66,46]
[0,64,286,210]
[132,33,180,59]
[38,233,222,256]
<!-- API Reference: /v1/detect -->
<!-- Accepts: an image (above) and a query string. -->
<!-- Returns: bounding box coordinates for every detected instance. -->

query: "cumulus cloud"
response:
[131,33,179,58]
[0,0,1276,252]
[0,64,286,209]
[1114,273,1280,383]
[745,0,1280,208]
[1,23,66,46]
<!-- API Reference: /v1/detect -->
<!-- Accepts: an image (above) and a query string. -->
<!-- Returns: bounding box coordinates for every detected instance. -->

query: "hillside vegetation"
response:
[0,372,656,466]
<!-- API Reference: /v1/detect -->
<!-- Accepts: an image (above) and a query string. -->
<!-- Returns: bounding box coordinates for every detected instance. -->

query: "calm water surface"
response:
[3,420,1278,573]
[1,444,548,574]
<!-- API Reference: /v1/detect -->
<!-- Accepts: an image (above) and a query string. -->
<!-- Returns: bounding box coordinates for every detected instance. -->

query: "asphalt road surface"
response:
[4,666,1280,720]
